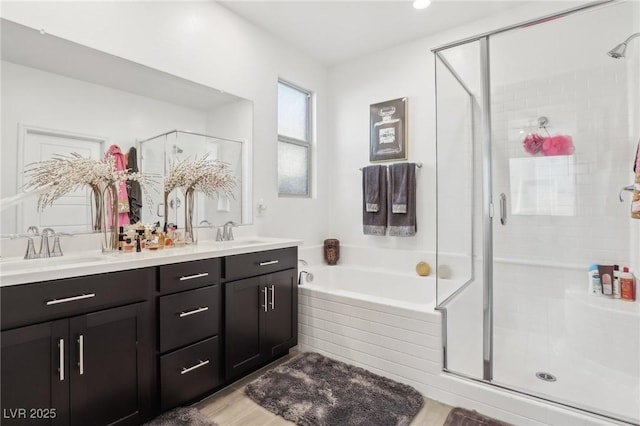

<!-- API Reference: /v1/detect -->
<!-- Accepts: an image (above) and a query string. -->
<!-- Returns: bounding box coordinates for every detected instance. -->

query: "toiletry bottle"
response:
[613,265,621,299]
[620,267,636,301]
[598,265,614,296]
[118,226,124,251]
[588,264,601,295]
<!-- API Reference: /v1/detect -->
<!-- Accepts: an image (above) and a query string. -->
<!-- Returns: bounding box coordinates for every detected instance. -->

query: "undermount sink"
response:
[200,238,272,248]
[0,254,106,273]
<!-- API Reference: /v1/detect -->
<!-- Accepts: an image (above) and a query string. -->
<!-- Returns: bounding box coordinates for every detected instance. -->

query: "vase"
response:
[90,185,103,232]
[323,239,340,265]
[102,183,120,252]
[184,188,196,244]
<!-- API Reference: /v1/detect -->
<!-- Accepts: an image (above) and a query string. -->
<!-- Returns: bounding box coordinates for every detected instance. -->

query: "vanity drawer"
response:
[224,247,297,281]
[1,268,153,330]
[160,336,221,411]
[159,284,221,353]
[158,258,220,294]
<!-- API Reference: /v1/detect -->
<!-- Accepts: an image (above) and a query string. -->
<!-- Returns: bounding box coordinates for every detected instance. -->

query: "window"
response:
[277,80,312,196]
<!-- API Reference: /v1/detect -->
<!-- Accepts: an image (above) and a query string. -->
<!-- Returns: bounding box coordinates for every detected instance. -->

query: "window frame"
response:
[277,79,312,198]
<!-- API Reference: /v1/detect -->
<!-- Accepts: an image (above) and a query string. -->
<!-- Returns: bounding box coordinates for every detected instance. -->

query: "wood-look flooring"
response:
[194,350,452,426]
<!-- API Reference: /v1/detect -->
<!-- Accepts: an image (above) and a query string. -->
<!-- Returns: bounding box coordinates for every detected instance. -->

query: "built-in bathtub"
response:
[298,264,443,395]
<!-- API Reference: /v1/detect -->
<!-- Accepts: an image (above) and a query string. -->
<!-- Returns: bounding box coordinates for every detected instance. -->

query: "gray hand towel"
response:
[363,165,382,212]
[362,165,387,236]
[388,163,416,237]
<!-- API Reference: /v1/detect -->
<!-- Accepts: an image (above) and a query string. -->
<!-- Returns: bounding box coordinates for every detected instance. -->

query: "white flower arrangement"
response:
[163,154,236,198]
[163,154,236,241]
[24,153,157,230]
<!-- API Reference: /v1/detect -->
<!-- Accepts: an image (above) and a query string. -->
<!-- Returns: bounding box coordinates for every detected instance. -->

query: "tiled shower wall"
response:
[488,61,640,416]
[491,62,632,269]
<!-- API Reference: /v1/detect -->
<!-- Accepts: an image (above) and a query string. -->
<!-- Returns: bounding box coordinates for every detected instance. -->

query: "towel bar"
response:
[359,162,422,171]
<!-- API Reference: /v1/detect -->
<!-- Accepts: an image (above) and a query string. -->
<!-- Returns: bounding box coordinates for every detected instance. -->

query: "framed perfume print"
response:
[369,97,407,162]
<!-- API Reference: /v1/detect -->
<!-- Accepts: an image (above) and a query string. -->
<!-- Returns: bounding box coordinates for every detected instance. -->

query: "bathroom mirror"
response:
[0,19,253,236]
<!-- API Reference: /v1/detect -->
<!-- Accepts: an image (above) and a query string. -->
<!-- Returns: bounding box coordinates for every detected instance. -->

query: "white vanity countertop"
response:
[0,237,303,287]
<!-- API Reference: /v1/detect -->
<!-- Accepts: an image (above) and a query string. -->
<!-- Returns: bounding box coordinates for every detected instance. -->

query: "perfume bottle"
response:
[373,106,402,155]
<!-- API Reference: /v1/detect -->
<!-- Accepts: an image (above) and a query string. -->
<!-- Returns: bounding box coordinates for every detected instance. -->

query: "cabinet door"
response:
[263,269,297,357]
[1,321,69,426]
[225,277,264,380]
[69,303,151,426]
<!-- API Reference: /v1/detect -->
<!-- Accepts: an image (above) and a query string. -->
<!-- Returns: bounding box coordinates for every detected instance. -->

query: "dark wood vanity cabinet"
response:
[157,258,223,411]
[1,245,298,424]
[224,248,298,380]
[0,269,155,426]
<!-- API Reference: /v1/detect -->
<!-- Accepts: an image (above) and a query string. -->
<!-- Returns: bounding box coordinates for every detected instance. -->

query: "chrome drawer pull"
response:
[181,359,210,375]
[259,260,279,266]
[178,306,209,318]
[179,272,209,281]
[261,287,268,312]
[58,339,64,381]
[46,293,95,305]
[269,285,275,310]
[78,335,84,375]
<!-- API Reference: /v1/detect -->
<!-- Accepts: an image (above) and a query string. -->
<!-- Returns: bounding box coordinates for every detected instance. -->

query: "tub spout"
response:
[298,270,313,285]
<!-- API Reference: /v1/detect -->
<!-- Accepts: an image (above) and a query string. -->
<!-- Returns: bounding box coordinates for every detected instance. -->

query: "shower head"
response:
[608,32,640,59]
[607,43,627,59]
[172,144,184,154]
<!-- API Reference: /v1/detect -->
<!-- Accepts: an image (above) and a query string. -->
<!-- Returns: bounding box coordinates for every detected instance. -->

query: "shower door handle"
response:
[499,193,507,225]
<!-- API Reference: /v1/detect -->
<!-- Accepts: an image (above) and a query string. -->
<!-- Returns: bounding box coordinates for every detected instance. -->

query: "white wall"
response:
[1,0,330,246]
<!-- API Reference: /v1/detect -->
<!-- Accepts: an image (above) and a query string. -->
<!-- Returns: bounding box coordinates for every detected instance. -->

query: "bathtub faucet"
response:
[298,270,313,285]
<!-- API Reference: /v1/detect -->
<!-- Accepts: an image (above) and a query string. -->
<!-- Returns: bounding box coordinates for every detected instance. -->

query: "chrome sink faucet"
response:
[216,221,238,241]
[39,228,56,258]
[24,226,39,259]
[222,221,238,241]
[17,226,69,259]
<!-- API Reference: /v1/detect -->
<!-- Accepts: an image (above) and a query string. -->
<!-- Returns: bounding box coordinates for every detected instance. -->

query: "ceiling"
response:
[218,0,532,66]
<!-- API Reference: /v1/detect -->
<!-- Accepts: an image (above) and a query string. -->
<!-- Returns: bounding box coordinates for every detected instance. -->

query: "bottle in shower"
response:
[613,265,621,299]
[598,265,614,296]
[620,267,636,301]
[588,264,601,295]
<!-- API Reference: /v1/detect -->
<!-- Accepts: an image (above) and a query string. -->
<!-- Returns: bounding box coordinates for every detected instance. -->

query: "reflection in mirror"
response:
[0,19,253,236]
[139,130,249,229]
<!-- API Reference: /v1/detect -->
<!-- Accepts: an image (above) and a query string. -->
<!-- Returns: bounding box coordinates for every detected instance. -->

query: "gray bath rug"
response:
[245,352,424,426]
[444,407,511,426]
[142,406,217,426]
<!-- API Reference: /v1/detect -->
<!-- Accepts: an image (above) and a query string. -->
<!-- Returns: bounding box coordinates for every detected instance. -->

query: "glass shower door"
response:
[435,40,485,380]
[489,2,639,422]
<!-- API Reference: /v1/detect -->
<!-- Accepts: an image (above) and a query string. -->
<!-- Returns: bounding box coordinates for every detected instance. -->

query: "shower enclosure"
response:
[138,130,248,229]
[435,1,639,424]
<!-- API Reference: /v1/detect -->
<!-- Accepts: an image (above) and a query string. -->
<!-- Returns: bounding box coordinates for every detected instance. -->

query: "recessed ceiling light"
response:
[413,0,431,10]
